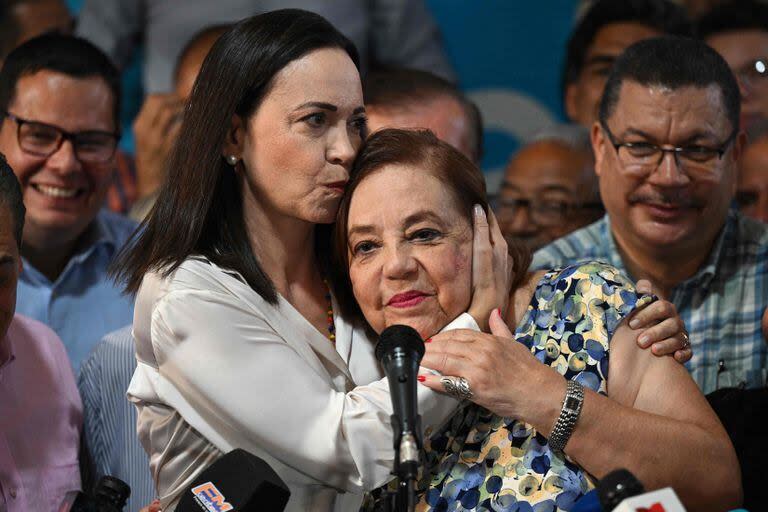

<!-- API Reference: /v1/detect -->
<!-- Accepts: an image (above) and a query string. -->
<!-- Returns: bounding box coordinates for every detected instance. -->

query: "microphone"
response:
[375,324,425,510]
[67,476,131,511]
[176,449,290,512]
[596,469,686,512]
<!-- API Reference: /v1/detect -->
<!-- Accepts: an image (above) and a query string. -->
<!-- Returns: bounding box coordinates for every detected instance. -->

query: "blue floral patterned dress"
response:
[416,262,653,512]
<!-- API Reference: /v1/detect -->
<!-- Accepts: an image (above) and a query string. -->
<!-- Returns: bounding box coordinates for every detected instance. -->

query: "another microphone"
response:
[598,469,686,512]
[176,449,290,512]
[375,324,425,510]
[68,476,131,511]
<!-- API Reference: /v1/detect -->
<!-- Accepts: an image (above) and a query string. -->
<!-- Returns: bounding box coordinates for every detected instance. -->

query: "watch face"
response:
[564,396,581,411]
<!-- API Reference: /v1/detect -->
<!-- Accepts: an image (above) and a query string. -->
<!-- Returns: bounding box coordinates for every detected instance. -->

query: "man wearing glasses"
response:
[496,124,603,251]
[534,36,768,396]
[0,34,135,372]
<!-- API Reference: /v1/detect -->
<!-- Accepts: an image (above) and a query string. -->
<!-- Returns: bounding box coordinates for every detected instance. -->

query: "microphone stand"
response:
[390,416,421,512]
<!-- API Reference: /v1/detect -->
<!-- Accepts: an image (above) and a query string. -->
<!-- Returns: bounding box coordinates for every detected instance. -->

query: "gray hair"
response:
[528,123,593,154]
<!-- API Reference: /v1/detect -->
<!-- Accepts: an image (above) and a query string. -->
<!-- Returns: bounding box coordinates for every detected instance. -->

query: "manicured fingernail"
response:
[495,308,502,317]
[425,337,432,343]
[473,204,484,218]
[417,375,426,382]
[629,319,639,329]
[638,335,649,346]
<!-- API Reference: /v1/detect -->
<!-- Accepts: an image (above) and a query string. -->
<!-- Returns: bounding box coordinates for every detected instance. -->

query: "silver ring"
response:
[441,376,473,401]
[681,331,691,349]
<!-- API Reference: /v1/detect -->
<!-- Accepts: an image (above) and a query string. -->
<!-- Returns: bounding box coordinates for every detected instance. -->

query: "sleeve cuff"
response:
[440,312,480,333]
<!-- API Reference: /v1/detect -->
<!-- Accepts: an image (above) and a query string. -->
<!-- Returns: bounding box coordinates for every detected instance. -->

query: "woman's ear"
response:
[222,114,245,159]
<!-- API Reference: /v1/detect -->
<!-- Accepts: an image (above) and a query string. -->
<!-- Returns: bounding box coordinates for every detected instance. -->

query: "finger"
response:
[628,299,676,329]
[427,328,495,345]
[635,279,653,295]
[417,374,453,397]
[674,348,693,364]
[156,102,185,135]
[650,337,687,357]
[489,308,513,338]
[471,204,492,288]
[421,351,471,376]
[636,317,682,348]
[161,117,183,149]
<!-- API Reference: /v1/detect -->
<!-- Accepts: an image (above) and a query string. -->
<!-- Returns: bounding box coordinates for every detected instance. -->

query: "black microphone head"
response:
[376,324,425,363]
[177,449,290,512]
[598,468,645,510]
[93,475,130,509]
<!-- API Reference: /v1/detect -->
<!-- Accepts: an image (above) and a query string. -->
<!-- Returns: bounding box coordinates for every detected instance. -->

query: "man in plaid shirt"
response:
[532,37,768,395]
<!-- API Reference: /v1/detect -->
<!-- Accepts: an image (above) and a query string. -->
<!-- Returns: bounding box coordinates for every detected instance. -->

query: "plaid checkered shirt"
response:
[532,210,768,394]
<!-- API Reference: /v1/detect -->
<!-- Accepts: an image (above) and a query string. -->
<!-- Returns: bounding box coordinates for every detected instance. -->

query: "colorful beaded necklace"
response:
[324,280,336,343]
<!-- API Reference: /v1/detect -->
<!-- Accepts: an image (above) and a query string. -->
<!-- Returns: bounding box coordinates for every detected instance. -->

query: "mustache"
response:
[627,190,705,209]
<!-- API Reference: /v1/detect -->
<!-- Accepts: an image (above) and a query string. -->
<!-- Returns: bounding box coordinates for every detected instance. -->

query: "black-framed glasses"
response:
[494,196,604,227]
[600,121,736,178]
[2,111,119,163]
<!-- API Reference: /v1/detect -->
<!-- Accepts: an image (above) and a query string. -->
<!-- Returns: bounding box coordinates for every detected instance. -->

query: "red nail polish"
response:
[425,337,432,343]
[417,375,426,382]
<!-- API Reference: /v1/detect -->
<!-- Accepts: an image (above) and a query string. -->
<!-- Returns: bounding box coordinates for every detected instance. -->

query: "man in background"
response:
[563,0,691,127]
[0,35,136,372]
[536,36,768,394]
[0,155,82,511]
[364,67,483,164]
[497,124,603,251]
[735,121,768,222]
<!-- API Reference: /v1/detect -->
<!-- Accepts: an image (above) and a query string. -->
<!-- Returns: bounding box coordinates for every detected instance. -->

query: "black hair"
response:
[599,36,740,132]
[562,0,692,103]
[696,0,768,39]
[113,9,359,301]
[0,153,25,248]
[363,67,484,163]
[0,33,121,130]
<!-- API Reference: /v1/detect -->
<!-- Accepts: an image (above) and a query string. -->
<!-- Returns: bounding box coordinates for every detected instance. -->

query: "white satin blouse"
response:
[127,257,473,511]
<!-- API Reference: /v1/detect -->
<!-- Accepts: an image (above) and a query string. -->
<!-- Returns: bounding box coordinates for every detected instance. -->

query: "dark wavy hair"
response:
[112,9,359,302]
[330,128,531,325]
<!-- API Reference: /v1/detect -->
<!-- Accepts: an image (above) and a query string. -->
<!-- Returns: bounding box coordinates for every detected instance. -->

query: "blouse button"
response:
[9,487,17,498]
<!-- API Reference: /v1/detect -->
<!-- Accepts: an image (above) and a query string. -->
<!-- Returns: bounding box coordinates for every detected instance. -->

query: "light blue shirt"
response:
[78,326,154,512]
[16,209,137,373]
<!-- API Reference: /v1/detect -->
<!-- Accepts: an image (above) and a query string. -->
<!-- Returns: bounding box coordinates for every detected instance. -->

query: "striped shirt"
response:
[77,326,155,512]
[532,210,768,395]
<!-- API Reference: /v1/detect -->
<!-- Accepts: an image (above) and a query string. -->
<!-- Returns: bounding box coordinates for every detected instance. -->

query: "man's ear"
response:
[222,114,245,160]
[591,120,605,178]
[729,130,748,196]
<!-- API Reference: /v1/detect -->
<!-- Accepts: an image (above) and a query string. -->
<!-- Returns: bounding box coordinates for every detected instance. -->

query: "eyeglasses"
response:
[600,121,736,178]
[494,196,604,227]
[2,111,119,164]
[735,58,768,94]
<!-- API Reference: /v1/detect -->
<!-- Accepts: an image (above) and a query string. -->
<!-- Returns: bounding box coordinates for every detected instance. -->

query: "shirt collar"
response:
[22,210,120,285]
[604,210,735,289]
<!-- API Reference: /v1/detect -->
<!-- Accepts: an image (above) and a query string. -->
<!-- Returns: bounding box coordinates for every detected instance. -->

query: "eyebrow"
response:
[584,54,617,67]
[501,183,573,195]
[0,255,14,266]
[623,127,720,145]
[347,210,446,239]
[294,102,366,115]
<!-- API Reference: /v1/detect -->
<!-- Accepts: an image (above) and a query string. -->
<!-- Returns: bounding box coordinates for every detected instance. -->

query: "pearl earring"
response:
[226,155,238,166]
